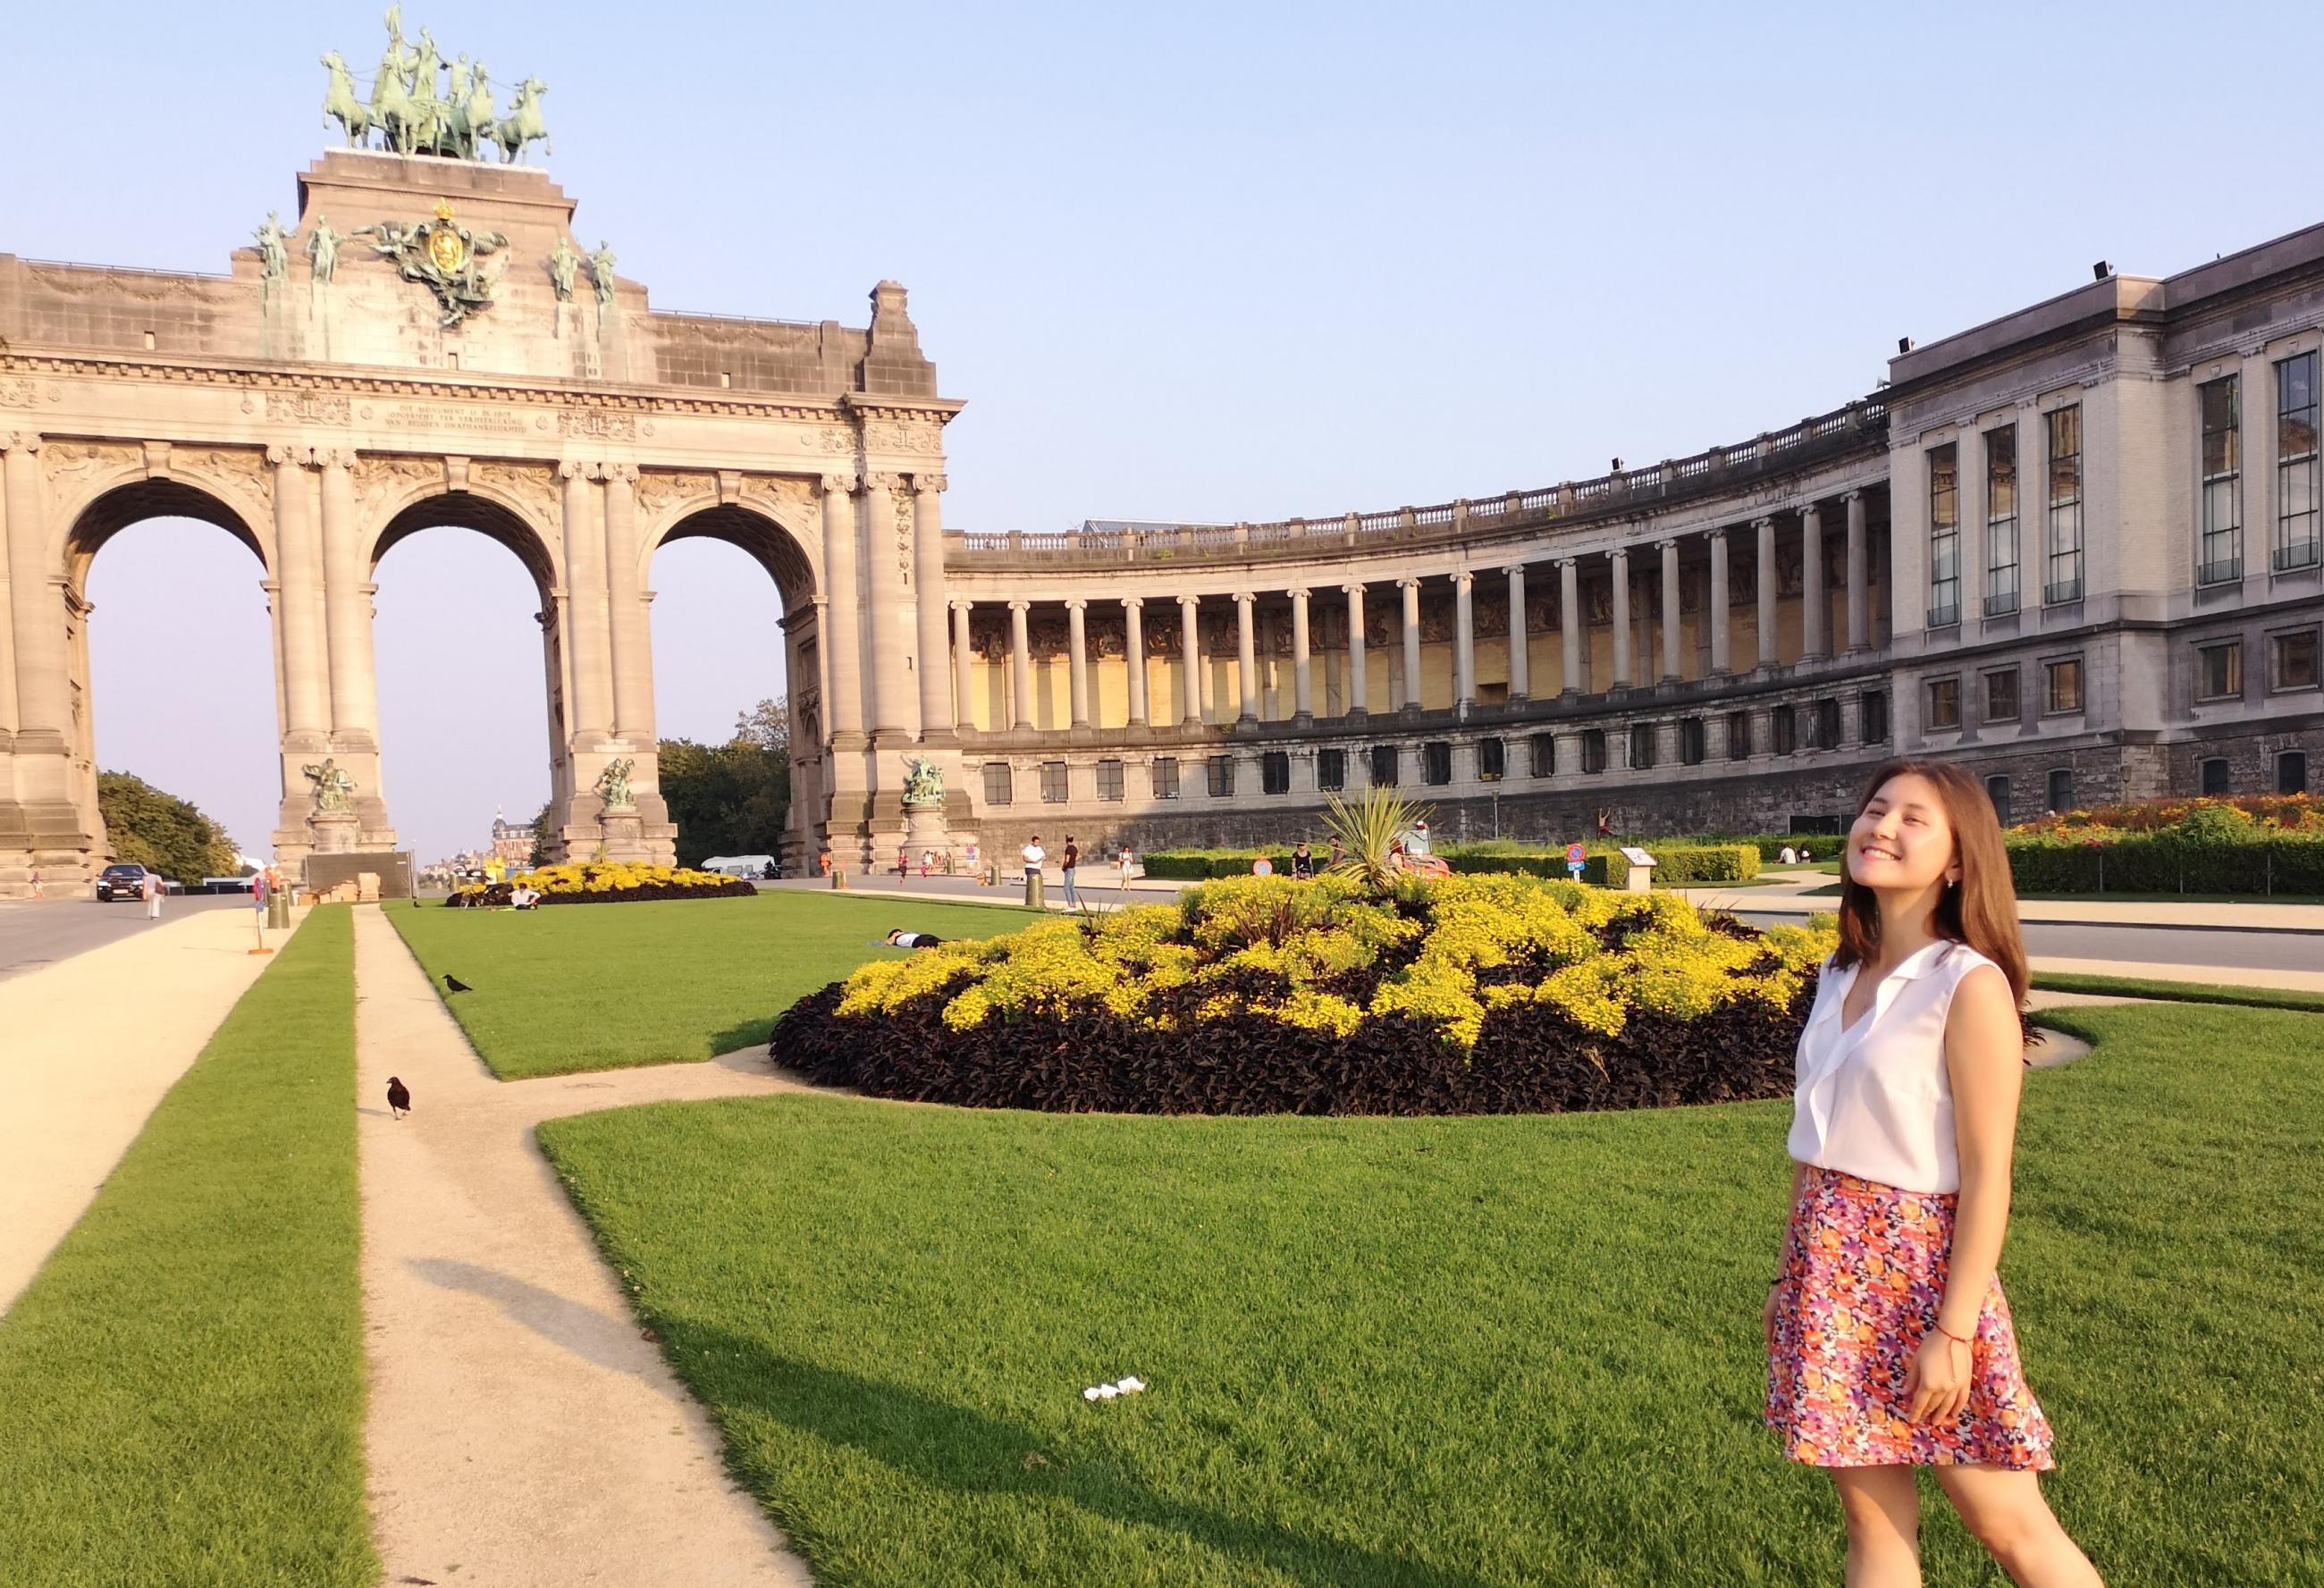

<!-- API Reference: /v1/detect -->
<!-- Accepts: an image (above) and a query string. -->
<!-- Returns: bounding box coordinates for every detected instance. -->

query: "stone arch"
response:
[366,480,562,596]
[59,474,271,587]
[645,500,818,612]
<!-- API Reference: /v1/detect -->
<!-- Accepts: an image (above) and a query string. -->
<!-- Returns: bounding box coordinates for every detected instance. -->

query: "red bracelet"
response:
[1932,1322,1974,1347]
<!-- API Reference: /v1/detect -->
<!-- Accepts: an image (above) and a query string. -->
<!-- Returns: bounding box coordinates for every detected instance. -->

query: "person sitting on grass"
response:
[884,928,944,950]
[509,883,542,911]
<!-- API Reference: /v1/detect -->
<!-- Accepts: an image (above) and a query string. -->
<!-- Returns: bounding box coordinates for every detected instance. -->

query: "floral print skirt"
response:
[1764,1164,2055,1469]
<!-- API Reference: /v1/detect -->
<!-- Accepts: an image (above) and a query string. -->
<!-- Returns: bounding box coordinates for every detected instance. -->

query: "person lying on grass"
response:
[883,929,944,950]
[1764,755,2103,1587]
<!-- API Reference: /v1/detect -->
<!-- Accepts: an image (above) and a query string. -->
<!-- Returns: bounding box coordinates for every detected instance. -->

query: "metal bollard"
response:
[1024,871,1045,908]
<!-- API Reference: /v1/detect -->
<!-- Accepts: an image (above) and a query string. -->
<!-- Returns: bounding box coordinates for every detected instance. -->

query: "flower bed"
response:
[2002,797,2324,895]
[770,873,1834,1115]
[447,861,757,906]
[1142,842,1761,886]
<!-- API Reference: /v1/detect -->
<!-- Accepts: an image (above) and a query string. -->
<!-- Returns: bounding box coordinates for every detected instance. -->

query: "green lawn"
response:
[2032,970,2324,1013]
[539,1002,2322,1585]
[0,907,375,1588]
[388,889,1045,1078]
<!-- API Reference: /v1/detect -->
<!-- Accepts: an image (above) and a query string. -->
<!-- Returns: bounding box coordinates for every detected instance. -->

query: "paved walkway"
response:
[0,892,251,983]
[0,903,307,1315]
[350,906,814,1588]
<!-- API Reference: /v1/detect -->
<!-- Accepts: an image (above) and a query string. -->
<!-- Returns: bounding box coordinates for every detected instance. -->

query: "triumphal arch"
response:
[0,17,967,892]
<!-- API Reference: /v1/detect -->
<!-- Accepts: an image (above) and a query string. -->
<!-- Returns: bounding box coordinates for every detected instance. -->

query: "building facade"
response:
[943,233,2324,855]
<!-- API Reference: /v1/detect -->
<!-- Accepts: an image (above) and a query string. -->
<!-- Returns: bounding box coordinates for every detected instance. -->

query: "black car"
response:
[96,862,152,903]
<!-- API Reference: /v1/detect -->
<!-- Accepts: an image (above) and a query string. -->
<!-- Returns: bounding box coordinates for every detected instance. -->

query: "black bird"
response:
[386,1076,411,1119]
[444,973,474,994]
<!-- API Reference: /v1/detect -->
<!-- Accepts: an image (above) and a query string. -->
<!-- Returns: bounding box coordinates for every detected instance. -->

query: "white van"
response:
[699,853,779,880]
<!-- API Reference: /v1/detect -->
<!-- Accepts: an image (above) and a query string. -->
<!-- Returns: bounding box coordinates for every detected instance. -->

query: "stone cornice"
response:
[0,349,964,425]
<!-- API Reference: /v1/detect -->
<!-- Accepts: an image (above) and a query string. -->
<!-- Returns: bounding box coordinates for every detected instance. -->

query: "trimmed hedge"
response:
[1150,843,1762,887]
[1140,848,1302,879]
[2004,831,2324,895]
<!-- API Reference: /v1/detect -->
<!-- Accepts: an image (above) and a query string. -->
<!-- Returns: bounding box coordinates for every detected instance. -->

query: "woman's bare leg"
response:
[1932,1466,2102,1586]
[1832,1466,1923,1588]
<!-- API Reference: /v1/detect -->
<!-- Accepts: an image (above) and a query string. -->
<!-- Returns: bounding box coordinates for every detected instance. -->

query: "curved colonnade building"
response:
[945,233,2324,854]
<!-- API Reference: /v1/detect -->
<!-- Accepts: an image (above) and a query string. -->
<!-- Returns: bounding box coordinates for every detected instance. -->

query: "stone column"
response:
[1708,528,1731,675]
[316,450,377,749]
[862,474,912,738]
[1754,515,1778,670]
[1177,594,1202,725]
[560,460,613,744]
[1452,571,1476,710]
[1801,500,1828,660]
[1399,577,1422,710]
[268,444,330,745]
[1065,597,1090,728]
[1844,488,1870,653]
[1557,558,1580,697]
[602,463,653,742]
[1122,597,1148,726]
[1007,599,1034,728]
[4,436,63,761]
[1609,548,1632,688]
[818,474,865,744]
[1288,587,1313,723]
[1504,564,1528,701]
[950,601,975,728]
[1343,584,1368,718]
[1233,591,1259,725]
[912,474,954,740]
[1659,538,1681,682]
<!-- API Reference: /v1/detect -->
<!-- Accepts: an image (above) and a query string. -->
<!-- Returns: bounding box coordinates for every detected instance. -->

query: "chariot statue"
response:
[901,757,946,809]
[302,758,357,812]
[594,757,636,811]
[323,13,550,164]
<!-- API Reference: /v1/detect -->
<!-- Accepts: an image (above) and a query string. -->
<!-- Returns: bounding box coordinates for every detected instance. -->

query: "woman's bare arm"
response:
[1940,963,2025,1338]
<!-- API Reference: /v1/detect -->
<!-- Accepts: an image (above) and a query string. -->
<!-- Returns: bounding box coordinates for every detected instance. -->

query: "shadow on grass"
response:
[410,1256,1495,1588]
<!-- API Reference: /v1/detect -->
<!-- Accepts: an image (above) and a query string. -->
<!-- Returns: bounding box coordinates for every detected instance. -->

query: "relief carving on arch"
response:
[42,441,141,485]
[861,419,940,455]
[0,377,40,408]
[469,460,559,524]
[266,391,351,424]
[737,474,816,525]
[636,470,717,522]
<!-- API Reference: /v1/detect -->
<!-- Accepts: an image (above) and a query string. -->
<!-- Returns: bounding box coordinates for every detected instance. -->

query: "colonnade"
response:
[951,491,1874,732]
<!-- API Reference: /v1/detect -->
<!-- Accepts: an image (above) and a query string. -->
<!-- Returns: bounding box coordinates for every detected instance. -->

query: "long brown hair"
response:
[1832,757,2028,1005]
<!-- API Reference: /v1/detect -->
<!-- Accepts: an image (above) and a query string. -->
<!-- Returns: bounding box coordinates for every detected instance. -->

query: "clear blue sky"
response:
[10,1,2320,862]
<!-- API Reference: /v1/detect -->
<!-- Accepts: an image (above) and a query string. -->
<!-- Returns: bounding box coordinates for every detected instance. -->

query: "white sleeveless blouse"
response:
[1787,939,2000,1194]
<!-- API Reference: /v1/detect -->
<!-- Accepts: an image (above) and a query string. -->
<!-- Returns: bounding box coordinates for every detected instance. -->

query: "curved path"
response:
[351,906,815,1588]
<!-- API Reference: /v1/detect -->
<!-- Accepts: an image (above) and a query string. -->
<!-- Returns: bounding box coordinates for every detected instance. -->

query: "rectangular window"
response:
[2278,351,2321,571]
[2198,374,2242,584]
[2044,406,2084,604]
[2196,641,2242,702]
[1680,716,1706,765]
[1926,676,1961,731]
[1261,751,1291,795]
[1772,708,1797,755]
[1040,760,1069,803]
[1983,667,2020,724]
[1814,697,1842,750]
[1927,441,1961,626]
[1368,744,1398,786]
[1149,756,1180,800]
[2201,757,2231,796]
[2280,749,2311,794]
[1206,755,1234,797]
[2047,768,2076,813]
[1528,733,1555,777]
[982,761,1014,807]
[1423,741,1453,786]
[2272,626,2321,691]
[1581,728,1607,774]
[2044,656,2084,714]
[1478,737,1506,781]
[1096,758,1124,802]
[1726,710,1752,760]
[1861,690,1890,744]
[1317,747,1346,791]
[1984,425,2020,615]
[1983,774,2012,826]
[1628,722,1656,770]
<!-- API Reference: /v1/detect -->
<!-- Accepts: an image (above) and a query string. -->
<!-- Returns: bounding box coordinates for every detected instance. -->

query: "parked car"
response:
[95,862,153,902]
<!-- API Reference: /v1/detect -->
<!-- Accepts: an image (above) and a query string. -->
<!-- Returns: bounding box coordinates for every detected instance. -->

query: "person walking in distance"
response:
[1060,836,1081,907]
[1116,844,1134,895]
[1764,758,2103,1587]
[141,868,162,921]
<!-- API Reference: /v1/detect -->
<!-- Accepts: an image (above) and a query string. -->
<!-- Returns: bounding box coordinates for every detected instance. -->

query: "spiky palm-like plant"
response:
[1322,785,1431,895]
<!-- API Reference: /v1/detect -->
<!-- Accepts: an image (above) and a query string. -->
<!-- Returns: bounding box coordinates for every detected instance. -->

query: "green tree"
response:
[97,771,240,884]
[659,700,791,868]
[530,800,554,858]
